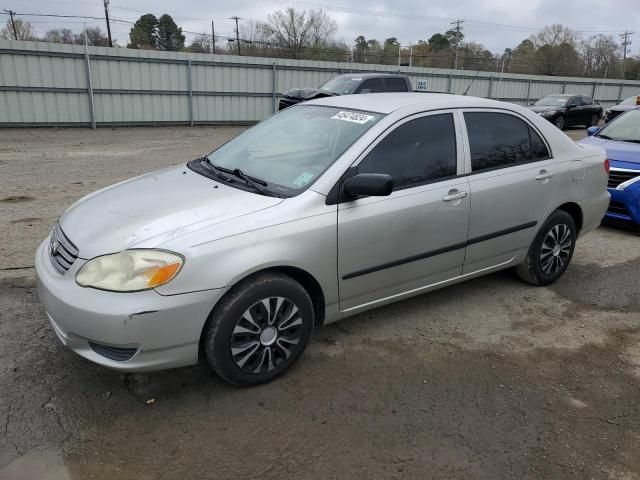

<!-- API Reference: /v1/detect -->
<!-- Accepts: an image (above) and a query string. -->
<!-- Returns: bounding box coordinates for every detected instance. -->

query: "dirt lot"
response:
[1,126,639,480]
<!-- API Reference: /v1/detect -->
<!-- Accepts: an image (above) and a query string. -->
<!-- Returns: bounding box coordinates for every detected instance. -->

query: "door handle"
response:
[536,170,554,181]
[443,189,468,202]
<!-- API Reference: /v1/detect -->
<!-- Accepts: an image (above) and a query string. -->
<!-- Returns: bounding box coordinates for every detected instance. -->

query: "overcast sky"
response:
[3,0,638,55]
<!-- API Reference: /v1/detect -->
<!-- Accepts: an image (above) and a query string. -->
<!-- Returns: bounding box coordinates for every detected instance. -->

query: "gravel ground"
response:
[1,125,639,480]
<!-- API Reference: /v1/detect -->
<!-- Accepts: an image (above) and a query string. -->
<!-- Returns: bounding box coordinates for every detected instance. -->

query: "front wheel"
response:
[554,115,566,130]
[202,272,314,386]
[516,210,577,286]
[589,114,600,127]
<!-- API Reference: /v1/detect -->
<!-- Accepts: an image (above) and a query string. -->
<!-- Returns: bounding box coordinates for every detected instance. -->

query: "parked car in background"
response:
[36,93,609,386]
[278,73,413,110]
[579,108,640,226]
[605,95,640,123]
[528,94,602,130]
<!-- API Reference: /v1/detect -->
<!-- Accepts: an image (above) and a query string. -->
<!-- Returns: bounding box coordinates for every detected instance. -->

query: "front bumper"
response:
[606,186,640,225]
[35,239,227,372]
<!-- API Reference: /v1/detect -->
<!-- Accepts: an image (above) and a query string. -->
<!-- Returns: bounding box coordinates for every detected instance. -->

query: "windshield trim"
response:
[191,105,385,197]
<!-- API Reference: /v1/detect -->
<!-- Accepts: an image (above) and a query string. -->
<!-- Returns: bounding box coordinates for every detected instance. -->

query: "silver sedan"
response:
[36,93,610,386]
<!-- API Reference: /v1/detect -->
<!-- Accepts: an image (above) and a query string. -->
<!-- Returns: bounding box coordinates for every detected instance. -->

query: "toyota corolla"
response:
[36,93,609,386]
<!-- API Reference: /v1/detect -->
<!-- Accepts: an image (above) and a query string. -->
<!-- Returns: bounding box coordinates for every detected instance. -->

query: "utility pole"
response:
[619,30,633,79]
[409,41,413,67]
[211,20,216,54]
[3,10,18,40]
[450,19,465,70]
[103,0,113,47]
[230,16,242,55]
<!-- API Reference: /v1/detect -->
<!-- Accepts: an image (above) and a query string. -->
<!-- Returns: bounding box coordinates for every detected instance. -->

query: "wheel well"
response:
[268,267,326,326]
[556,202,583,232]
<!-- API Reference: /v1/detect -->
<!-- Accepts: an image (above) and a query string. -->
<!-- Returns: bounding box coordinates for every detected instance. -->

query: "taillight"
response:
[604,159,610,174]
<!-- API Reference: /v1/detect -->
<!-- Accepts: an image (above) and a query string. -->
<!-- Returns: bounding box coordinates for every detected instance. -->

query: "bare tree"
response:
[0,18,38,41]
[529,24,580,76]
[259,7,336,59]
[44,28,74,44]
[581,34,620,78]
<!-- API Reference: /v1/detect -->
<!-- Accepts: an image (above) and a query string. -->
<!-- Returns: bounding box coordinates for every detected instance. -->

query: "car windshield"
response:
[201,105,383,196]
[597,109,640,142]
[319,76,363,94]
[534,95,570,107]
[620,96,640,106]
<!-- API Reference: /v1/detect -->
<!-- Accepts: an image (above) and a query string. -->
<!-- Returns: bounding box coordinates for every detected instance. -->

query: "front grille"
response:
[608,168,640,189]
[608,200,630,217]
[48,222,79,274]
[89,342,138,362]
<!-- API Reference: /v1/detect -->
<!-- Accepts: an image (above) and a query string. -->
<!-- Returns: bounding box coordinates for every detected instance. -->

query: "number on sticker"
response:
[331,111,374,124]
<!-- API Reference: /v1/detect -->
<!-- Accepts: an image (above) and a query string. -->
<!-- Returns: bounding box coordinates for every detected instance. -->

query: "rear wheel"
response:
[202,272,314,386]
[516,210,576,286]
[554,115,566,130]
[589,114,600,127]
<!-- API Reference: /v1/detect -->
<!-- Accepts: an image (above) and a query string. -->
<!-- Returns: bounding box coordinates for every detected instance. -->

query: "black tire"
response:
[589,114,600,127]
[202,272,314,386]
[554,115,566,130]
[516,210,577,286]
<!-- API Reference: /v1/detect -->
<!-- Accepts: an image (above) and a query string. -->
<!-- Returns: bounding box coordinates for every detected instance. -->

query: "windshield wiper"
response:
[228,168,271,195]
[198,157,276,196]
[596,134,613,140]
[199,157,232,182]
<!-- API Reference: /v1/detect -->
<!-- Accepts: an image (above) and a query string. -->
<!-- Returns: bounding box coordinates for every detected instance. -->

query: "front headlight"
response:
[541,110,557,117]
[76,250,183,292]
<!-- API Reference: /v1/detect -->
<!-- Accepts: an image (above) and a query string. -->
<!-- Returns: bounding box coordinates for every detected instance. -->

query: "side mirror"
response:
[587,126,599,136]
[343,173,393,198]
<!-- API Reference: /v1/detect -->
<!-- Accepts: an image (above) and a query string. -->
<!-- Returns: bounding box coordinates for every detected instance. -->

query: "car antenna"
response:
[463,57,492,96]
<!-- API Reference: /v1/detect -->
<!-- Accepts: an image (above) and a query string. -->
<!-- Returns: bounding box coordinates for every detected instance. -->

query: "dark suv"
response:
[278,73,412,110]
[527,94,602,130]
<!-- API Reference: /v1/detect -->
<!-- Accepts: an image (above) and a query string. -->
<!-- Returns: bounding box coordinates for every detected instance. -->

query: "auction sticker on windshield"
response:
[331,111,374,124]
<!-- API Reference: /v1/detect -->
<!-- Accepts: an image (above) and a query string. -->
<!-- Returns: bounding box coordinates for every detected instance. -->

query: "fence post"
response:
[83,51,96,129]
[526,80,532,104]
[562,81,567,94]
[187,59,194,127]
[488,76,493,99]
[618,82,624,102]
[447,73,453,93]
[591,81,597,100]
[272,63,277,113]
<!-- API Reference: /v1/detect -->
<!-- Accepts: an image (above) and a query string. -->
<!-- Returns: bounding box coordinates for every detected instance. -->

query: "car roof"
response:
[332,73,407,79]
[305,92,513,114]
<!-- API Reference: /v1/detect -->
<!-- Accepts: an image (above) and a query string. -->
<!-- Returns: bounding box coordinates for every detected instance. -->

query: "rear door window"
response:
[465,112,543,172]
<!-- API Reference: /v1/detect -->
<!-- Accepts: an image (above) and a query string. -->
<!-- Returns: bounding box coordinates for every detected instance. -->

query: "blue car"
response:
[579,108,640,226]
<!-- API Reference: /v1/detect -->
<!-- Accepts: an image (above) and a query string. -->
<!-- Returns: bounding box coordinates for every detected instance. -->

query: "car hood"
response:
[60,165,283,259]
[281,87,337,100]
[608,105,636,112]
[528,105,562,113]
[578,136,640,165]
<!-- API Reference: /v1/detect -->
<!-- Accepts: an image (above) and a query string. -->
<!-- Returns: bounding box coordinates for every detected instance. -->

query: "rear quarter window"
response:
[384,78,409,92]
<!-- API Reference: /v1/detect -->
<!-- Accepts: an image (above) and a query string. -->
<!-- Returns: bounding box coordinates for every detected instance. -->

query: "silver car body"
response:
[36,93,609,372]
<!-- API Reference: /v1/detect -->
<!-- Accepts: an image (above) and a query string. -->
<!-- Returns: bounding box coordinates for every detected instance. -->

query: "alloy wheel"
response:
[230,297,304,373]
[591,114,599,126]
[540,223,572,275]
[555,116,565,129]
